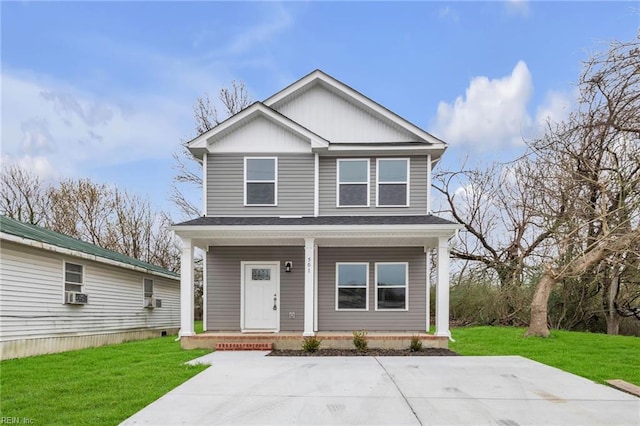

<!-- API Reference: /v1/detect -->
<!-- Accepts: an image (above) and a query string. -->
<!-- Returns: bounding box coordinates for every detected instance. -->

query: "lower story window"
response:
[376,263,408,310]
[336,263,368,310]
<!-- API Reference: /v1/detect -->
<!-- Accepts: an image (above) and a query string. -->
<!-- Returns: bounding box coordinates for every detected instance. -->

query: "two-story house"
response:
[172,70,461,349]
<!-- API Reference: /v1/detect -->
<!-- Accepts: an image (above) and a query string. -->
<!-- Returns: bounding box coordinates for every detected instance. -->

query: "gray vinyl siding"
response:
[319,156,428,215]
[207,154,314,216]
[317,247,426,331]
[0,241,180,342]
[207,246,305,331]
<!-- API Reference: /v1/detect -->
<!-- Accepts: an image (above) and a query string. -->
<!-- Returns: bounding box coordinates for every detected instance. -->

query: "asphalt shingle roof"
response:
[174,215,458,227]
[0,216,178,279]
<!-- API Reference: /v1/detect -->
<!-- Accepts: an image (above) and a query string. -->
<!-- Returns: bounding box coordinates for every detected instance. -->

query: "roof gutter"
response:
[1,232,179,281]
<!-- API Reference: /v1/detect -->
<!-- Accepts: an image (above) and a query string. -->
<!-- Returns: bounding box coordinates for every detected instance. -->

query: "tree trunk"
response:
[604,272,621,335]
[525,270,558,337]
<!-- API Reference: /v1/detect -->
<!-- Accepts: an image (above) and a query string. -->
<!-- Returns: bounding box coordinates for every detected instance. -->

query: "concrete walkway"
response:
[122,352,639,425]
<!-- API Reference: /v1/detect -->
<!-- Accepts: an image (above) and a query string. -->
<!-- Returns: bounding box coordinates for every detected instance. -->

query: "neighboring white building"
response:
[0,216,180,359]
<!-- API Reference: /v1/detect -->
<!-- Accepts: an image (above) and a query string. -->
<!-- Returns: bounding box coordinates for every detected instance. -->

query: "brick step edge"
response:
[606,379,640,398]
[215,342,273,351]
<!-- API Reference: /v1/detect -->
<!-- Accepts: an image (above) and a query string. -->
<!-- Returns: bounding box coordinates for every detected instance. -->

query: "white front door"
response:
[243,263,279,331]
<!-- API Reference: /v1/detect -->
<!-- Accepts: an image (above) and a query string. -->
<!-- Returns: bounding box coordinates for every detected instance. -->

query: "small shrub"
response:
[301,335,322,353]
[409,335,423,352]
[353,330,368,352]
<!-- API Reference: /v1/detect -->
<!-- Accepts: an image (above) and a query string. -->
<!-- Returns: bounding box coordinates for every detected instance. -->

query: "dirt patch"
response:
[268,348,460,357]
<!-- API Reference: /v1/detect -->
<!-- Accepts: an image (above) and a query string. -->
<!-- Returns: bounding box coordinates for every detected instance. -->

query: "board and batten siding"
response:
[317,246,426,331]
[207,246,305,331]
[319,156,428,215]
[0,241,179,359]
[207,154,315,216]
[272,83,417,143]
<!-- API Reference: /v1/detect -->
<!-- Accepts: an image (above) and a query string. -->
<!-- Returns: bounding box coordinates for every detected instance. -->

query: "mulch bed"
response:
[268,348,459,357]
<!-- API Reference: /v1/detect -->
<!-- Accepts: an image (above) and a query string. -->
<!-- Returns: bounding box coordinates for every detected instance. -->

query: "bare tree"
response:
[433,158,553,290]
[171,81,252,219]
[525,34,640,337]
[0,165,49,225]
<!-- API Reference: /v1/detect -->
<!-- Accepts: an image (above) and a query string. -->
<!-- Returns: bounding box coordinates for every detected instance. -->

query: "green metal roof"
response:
[0,216,179,279]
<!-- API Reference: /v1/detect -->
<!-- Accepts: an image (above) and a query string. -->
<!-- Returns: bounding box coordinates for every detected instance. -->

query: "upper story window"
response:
[337,159,369,207]
[244,157,277,206]
[64,262,84,293]
[377,158,409,207]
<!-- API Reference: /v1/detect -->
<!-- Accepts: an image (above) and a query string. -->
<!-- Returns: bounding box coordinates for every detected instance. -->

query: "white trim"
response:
[374,262,409,312]
[313,242,319,332]
[425,247,431,332]
[186,103,330,152]
[202,152,208,216]
[263,70,447,148]
[314,153,319,217]
[426,154,432,214]
[435,237,450,337]
[375,158,410,207]
[202,250,207,332]
[179,239,195,337]
[335,262,369,311]
[63,260,85,303]
[336,158,370,208]
[303,238,315,336]
[240,261,280,332]
[2,232,178,281]
[244,156,278,206]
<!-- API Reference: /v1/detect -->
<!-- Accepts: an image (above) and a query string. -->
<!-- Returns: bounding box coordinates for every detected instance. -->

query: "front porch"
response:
[181,331,449,351]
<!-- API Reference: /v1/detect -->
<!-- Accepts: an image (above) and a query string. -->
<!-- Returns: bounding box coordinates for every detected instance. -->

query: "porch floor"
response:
[181,331,449,350]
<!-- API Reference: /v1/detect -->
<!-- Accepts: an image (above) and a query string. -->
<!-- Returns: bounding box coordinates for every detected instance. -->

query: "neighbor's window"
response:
[336,263,368,310]
[377,158,409,206]
[64,262,84,292]
[245,157,277,205]
[376,263,408,310]
[144,278,154,298]
[337,159,369,207]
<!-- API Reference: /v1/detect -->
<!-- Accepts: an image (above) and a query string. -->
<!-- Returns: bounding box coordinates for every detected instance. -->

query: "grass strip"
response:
[450,326,640,386]
[0,335,210,425]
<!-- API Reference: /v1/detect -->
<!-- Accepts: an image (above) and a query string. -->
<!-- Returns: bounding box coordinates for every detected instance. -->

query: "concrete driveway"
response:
[122,352,639,425]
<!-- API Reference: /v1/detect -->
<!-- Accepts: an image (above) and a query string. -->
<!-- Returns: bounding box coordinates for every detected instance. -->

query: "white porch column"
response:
[435,236,450,337]
[179,238,195,337]
[425,246,431,333]
[303,238,316,336]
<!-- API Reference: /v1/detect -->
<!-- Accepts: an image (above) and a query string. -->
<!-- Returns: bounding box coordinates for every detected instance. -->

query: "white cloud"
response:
[1,70,192,180]
[432,61,534,151]
[535,90,574,128]
[505,0,530,17]
[1,154,58,182]
[438,6,460,23]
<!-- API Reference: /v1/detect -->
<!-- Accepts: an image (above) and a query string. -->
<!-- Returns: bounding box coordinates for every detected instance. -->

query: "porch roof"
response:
[171,215,461,248]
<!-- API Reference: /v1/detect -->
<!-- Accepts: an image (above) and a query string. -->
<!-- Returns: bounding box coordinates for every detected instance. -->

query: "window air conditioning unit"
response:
[65,291,88,305]
[144,296,156,309]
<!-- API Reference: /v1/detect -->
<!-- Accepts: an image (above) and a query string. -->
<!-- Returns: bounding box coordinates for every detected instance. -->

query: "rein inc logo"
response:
[0,418,34,424]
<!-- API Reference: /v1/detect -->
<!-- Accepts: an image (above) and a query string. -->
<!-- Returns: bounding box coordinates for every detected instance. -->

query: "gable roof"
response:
[0,216,178,280]
[187,102,329,159]
[187,70,447,159]
[264,69,447,147]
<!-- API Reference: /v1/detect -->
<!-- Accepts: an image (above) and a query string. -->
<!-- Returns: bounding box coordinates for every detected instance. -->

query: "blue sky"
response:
[2,1,638,218]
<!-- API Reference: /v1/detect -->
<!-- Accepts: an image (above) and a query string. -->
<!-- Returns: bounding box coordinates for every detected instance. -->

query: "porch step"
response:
[215,342,273,351]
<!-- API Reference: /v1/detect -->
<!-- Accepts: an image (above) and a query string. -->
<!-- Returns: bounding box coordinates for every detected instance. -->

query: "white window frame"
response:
[336,158,370,207]
[376,158,410,207]
[63,261,84,297]
[244,156,278,206]
[375,262,409,311]
[143,278,154,298]
[335,262,369,311]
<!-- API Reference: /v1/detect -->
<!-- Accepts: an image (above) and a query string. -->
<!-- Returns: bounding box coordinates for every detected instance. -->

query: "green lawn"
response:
[0,335,211,425]
[450,326,640,386]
